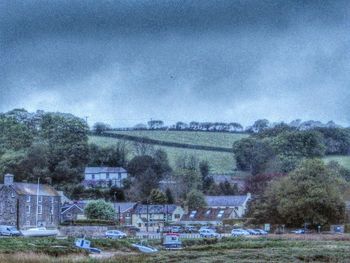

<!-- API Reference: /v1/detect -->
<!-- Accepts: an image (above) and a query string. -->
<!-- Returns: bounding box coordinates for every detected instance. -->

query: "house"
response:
[205,193,251,218]
[0,174,61,229]
[82,167,128,188]
[61,201,137,224]
[113,202,137,225]
[180,207,235,225]
[61,203,85,222]
[132,204,184,231]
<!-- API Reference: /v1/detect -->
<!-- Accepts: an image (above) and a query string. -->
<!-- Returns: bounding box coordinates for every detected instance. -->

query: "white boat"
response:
[132,242,158,253]
[21,227,58,237]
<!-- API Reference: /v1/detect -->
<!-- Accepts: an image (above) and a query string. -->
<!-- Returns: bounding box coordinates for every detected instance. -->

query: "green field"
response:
[323,155,350,170]
[89,135,238,174]
[108,130,248,149]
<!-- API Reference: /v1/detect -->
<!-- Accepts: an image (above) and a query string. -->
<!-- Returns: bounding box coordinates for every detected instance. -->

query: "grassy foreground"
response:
[2,235,350,262]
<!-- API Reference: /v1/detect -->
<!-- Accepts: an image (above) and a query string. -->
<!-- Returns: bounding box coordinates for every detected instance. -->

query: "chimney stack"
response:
[4,174,14,186]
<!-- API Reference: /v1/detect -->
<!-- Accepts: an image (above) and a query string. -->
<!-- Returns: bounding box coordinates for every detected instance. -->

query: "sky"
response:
[1,0,350,127]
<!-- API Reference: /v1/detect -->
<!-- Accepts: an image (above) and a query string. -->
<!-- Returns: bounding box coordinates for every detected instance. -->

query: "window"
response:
[26,196,31,202]
[51,197,54,204]
[106,173,110,179]
[118,172,121,179]
[205,210,211,216]
[91,174,95,180]
[10,207,15,214]
[26,220,30,226]
[174,214,180,219]
[217,210,225,218]
[189,211,197,218]
[67,213,72,218]
[38,205,42,215]
[50,205,54,215]
[26,205,31,214]
[38,196,43,203]
[11,192,15,198]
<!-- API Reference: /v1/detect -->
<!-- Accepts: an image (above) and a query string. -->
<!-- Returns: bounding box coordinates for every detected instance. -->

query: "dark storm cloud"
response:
[1,0,350,126]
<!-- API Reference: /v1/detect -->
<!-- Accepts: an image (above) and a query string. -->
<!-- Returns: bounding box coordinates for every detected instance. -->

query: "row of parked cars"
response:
[198,227,268,238]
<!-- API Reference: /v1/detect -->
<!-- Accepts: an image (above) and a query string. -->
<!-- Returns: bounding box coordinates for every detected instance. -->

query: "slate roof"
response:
[205,195,250,207]
[113,202,137,213]
[85,167,127,174]
[181,207,234,222]
[11,183,60,196]
[134,204,178,214]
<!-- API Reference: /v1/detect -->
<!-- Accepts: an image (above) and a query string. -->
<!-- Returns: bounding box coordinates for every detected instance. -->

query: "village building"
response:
[132,204,184,231]
[61,201,137,224]
[205,193,251,218]
[180,207,235,225]
[82,167,128,188]
[0,174,61,229]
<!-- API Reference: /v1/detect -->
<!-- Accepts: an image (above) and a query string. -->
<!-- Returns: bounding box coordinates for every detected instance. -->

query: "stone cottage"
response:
[0,174,61,229]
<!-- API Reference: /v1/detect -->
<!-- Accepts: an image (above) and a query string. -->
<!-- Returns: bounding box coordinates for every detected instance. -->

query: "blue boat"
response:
[75,238,102,254]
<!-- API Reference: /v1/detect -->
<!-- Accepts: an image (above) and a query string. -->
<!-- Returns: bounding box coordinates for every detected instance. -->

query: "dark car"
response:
[184,226,198,233]
[290,229,305,234]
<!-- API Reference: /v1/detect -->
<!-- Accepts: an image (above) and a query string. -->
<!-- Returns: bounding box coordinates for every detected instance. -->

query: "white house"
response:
[205,193,251,218]
[82,167,128,188]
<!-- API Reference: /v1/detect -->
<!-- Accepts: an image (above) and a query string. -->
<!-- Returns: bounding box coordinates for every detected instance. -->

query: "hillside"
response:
[89,131,249,174]
[323,155,350,170]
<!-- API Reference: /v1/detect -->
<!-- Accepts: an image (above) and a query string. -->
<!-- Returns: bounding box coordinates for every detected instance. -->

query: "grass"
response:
[89,135,238,174]
[107,130,248,149]
[3,236,350,262]
[323,155,350,170]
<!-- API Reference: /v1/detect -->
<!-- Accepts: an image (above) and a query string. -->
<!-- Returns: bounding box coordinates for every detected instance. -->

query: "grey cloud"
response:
[1,0,350,126]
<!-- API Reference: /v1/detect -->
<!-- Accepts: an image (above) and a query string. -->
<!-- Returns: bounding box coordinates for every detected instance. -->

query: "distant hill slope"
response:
[89,131,249,174]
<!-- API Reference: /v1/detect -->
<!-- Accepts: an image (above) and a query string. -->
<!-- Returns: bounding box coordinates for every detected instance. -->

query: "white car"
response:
[231,229,250,237]
[105,230,127,239]
[199,229,220,238]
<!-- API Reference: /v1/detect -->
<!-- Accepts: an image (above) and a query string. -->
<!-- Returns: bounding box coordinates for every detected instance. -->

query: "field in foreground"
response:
[2,235,350,262]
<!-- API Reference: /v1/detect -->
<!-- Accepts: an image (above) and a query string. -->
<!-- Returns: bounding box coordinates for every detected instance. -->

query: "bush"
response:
[60,219,117,226]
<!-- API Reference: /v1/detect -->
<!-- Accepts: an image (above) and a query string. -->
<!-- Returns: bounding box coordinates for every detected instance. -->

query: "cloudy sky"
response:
[1,0,350,127]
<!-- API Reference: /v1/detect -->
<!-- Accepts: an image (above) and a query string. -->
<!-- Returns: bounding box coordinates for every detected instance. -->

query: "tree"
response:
[233,138,275,175]
[244,173,286,195]
[186,189,207,210]
[251,119,270,133]
[84,200,116,220]
[92,122,111,134]
[165,188,174,204]
[149,189,167,204]
[250,159,345,227]
[199,160,213,192]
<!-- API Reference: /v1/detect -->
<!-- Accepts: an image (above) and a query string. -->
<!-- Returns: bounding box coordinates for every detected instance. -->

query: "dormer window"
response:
[26,196,31,202]
[38,196,43,203]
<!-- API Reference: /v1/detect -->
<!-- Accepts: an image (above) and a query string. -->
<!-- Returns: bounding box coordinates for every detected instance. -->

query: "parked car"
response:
[199,226,216,232]
[105,230,127,239]
[0,225,21,236]
[123,225,140,232]
[170,226,183,233]
[246,229,261,235]
[254,229,268,235]
[184,225,198,233]
[290,229,305,234]
[199,228,220,238]
[231,229,250,237]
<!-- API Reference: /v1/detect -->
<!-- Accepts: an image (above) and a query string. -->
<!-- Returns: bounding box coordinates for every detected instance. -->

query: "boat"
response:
[21,227,59,237]
[75,238,102,254]
[131,241,158,253]
[162,233,182,250]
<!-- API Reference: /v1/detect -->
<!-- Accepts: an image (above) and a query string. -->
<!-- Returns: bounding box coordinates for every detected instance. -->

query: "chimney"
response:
[4,174,14,186]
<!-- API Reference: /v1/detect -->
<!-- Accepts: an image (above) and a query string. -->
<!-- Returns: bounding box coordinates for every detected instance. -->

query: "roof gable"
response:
[205,195,250,207]
[12,183,60,196]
